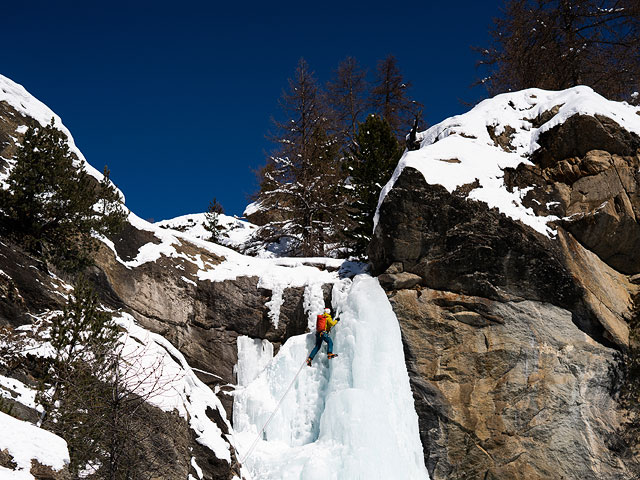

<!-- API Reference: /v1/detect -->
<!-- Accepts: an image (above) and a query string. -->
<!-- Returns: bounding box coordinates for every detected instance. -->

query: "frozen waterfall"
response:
[233,274,429,480]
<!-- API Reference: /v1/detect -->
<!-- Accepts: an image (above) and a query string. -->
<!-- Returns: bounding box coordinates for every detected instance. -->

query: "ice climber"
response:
[306,307,339,366]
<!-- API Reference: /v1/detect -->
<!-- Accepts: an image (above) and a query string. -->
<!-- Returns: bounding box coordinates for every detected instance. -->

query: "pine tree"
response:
[346,115,403,259]
[97,166,128,238]
[370,55,423,141]
[38,277,119,476]
[477,0,640,101]
[253,58,346,257]
[204,197,225,242]
[0,120,126,271]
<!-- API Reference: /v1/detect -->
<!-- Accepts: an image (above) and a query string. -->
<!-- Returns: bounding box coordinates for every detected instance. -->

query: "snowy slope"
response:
[155,212,257,252]
[377,86,640,236]
[233,275,429,480]
[0,74,110,189]
[0,411,69,479]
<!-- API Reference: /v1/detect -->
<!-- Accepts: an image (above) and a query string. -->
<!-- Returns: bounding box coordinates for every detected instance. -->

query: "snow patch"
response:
[0,375,41,412]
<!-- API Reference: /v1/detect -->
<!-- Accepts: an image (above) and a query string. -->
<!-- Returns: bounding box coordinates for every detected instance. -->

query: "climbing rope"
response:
[239,354,309,465]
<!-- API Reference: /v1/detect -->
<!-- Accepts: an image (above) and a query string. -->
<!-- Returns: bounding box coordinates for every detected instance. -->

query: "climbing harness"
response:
[239,354,308,464]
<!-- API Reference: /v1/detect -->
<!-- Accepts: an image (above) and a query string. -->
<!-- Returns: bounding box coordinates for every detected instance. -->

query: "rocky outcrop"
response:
[506,144,640,274]
[370,109,640,479]
[392,288,624,480]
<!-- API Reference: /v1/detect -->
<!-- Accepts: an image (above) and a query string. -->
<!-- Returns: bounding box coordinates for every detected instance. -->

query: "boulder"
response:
[534,114,640,168]
[378,272,422,290]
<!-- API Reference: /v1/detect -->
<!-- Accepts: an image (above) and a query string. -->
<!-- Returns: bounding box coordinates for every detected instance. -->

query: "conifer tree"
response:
[0,120,126,271]
[346,115,403,258]
[254,58,346,257]
[326,56,368,146]
[38,277,119,475]
[477,0,640,102]
[204,197,225,242]
[97,166,128,237]
[370,55,423,141]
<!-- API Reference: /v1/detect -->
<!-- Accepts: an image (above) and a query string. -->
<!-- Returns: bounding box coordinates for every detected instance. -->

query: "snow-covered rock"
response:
[370,86,640,479]
[0,411,69,480]
[377,86,640,237]
[155,212,258,252]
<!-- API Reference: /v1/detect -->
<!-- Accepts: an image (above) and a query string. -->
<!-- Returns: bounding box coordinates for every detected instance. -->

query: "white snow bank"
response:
[0,411,69,478]
[377,86,640,236]
[233,275,428,480]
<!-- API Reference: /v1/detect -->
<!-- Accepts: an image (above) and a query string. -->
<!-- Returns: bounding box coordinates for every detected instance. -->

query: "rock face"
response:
[392,289,623,480]
[91,231,321,416]
[505,114,640,275]
[370,110,640,479]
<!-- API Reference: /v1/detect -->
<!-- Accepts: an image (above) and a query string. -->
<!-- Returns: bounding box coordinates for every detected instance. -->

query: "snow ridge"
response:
[0,74,114,192]
[376,86,640,237]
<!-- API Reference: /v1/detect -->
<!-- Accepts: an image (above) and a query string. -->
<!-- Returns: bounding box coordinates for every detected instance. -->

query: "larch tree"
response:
[370,55,424,141]
[477,0,640,102]
[253,58,346,257]
[326,56,369,147]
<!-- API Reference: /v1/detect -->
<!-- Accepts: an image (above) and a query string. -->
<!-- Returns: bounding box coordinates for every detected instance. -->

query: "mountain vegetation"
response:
[0,120,127,272]
[204,197,226,242]
[477,0,640,103]
[345,114,403,259]
[251,55,422,258]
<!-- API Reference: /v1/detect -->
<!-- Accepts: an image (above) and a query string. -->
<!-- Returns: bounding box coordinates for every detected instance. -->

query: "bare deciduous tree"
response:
[477,0,640,102]
[253,58,347,257]
[370,55,424,140]
[326,56,368,146]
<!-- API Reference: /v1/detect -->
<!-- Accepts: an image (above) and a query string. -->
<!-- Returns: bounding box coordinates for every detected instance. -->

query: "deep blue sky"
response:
[2,1,500,221]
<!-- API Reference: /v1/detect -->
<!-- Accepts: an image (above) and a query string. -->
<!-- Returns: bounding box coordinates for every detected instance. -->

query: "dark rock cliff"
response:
[370,110,640,479]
